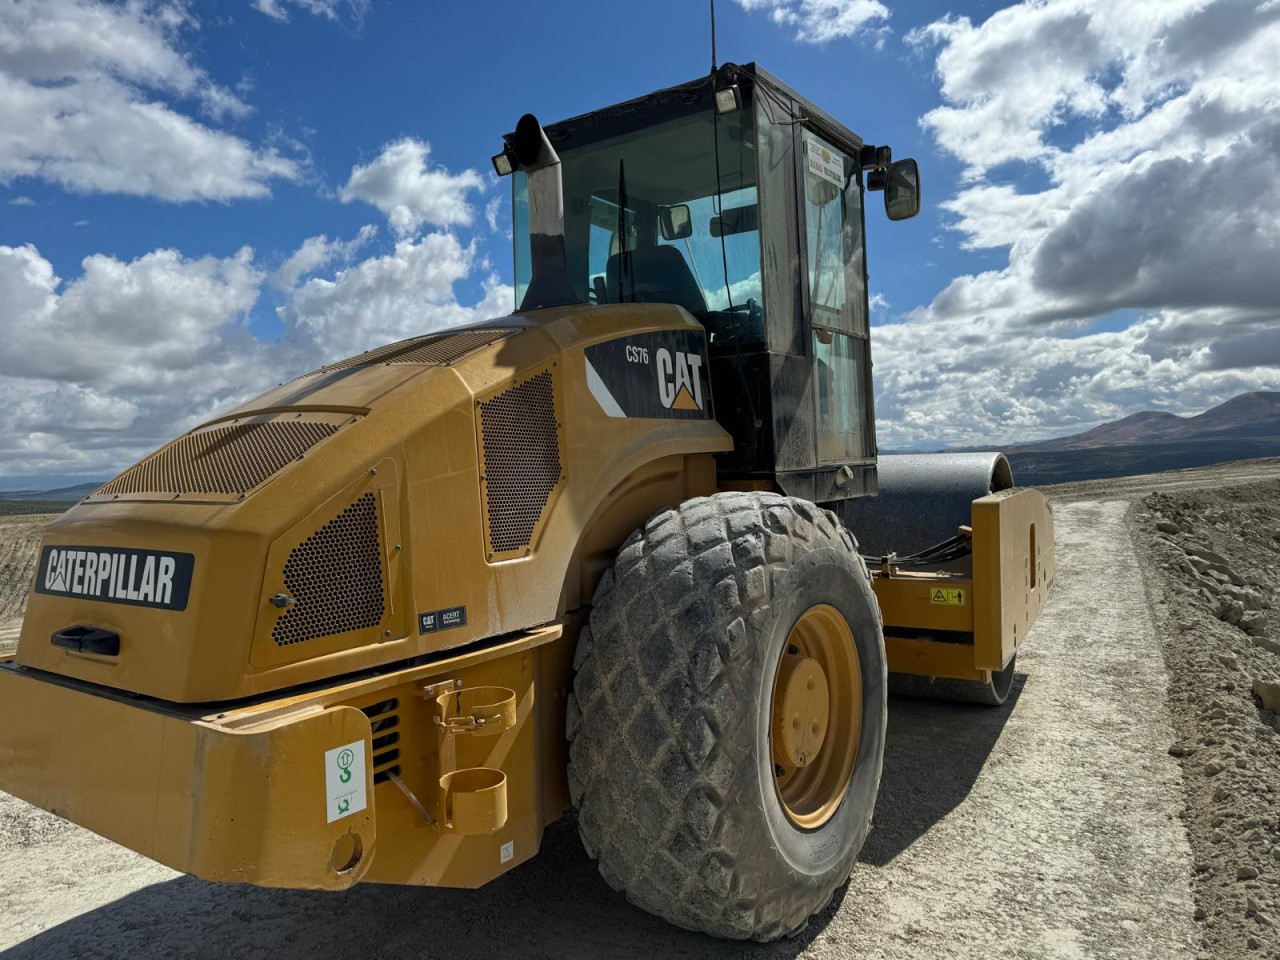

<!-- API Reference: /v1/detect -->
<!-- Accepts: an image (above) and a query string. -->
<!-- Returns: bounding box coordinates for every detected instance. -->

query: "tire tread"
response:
[568,492,883,940]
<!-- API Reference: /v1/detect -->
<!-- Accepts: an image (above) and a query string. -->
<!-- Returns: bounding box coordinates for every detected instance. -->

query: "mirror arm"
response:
[859,144,892,171]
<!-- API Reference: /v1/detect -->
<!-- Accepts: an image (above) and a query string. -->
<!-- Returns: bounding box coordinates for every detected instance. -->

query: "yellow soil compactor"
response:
[0,64,1053,941]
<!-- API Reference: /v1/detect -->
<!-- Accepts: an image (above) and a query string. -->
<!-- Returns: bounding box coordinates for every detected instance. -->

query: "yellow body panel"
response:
[873,487,1055,683]
[0,623,574,890]
[15,304,729,703]
[971,487,1056,670]
[0,658,376,889]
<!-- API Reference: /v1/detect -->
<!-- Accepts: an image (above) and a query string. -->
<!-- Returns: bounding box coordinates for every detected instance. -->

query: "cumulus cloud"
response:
[0,236,513,478]
[877,0,1280,447]
[0,242,271,473]
[873,306,1280,449]
[0,0,299,201]
[280,232,509,359]
[272,224,377,290]
[732,0,889,43]
[340,139,486,236]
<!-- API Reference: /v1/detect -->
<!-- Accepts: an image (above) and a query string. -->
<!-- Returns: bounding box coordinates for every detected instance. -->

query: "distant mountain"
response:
[1012,391,1280,453]
[0,481,103,502]
[1007,437,1280,487]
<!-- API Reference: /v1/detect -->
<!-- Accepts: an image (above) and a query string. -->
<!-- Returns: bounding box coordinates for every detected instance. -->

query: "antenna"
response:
[710,0,717,74]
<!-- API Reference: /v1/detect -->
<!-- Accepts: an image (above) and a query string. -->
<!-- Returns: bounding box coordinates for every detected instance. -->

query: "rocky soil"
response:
[0,514,53,655]
[1134,479,1280,959]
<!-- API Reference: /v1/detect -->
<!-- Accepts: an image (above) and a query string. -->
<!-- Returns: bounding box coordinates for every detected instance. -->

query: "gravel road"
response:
[0,485,1214,959]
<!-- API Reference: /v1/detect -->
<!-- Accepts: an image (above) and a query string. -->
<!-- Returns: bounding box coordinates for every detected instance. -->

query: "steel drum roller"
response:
[839,452,1014,557]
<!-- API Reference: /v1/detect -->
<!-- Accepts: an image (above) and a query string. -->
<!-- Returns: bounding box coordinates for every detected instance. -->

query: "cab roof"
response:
[504,62,865,163]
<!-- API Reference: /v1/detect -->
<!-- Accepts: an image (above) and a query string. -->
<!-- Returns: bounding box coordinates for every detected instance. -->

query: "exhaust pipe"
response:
[504,114,579,312]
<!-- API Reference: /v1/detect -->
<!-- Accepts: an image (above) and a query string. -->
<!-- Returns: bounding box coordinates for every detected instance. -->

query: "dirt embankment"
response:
[0,514,54,653]
[1134,479,1280,959]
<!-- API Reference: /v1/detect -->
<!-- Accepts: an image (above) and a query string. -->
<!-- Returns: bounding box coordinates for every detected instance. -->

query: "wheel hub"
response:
[772,656,830,768]
[769,604,862,830]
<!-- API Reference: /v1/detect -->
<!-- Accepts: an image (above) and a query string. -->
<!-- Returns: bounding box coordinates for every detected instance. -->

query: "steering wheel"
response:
[710,298,764,342]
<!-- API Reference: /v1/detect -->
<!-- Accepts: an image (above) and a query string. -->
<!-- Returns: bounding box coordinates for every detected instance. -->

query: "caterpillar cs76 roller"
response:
[0,64,1053,941]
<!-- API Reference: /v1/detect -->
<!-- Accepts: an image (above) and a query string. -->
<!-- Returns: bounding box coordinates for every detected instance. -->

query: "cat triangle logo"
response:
[671,384,699,410]
[655,347,704,412]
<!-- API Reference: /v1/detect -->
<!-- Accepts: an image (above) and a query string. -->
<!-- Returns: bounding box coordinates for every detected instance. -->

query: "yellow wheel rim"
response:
[770,604,861,830]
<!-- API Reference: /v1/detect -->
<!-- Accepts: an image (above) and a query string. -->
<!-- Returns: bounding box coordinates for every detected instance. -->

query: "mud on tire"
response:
[565,492,887,941]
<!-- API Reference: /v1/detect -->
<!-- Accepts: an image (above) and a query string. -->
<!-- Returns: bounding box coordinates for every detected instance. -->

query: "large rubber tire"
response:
[566,492,887,941]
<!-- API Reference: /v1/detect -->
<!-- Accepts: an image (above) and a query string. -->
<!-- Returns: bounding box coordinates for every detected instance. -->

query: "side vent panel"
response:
[478,370,562,558]
[361,698,402,785]
[272,492,386,646]
[97,420,338,499]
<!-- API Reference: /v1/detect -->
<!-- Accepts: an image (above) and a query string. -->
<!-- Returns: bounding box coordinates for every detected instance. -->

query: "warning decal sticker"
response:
[930,588,966,606]
[325,740,367,823]
[584,329,712,421]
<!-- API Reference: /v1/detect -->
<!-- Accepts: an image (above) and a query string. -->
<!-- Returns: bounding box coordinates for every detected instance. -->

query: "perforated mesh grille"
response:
[479,371,561,554]
[272,493,385,646]
[323,329,515,372]
[98,421,337,497]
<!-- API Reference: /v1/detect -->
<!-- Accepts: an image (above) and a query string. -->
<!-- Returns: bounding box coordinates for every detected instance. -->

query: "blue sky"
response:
[1,0,1278,485]
[5,0,970,333]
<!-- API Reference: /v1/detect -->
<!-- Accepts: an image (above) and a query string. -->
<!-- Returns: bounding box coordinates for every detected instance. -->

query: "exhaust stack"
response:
[504,114,578,312]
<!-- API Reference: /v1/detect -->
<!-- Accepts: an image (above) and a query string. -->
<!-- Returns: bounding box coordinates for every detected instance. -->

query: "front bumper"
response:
[0,623,567,891]
[0,658,376,889]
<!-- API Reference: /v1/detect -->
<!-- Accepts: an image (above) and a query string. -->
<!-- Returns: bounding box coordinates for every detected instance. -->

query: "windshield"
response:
[513,105,764,345]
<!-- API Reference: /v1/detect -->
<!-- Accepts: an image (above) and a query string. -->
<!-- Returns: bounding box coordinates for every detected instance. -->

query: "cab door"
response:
[798,129,875,466]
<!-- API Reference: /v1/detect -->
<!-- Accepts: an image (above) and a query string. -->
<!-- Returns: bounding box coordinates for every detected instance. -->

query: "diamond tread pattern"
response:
[566,491,874,941]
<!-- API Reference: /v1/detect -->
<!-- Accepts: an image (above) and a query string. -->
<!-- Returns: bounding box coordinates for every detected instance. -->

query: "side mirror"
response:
[658,204,692,241]
[884,159,920,221]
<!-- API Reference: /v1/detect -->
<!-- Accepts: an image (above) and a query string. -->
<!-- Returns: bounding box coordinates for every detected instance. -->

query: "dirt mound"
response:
[1135,479,1280,959]
[0,515,55,654]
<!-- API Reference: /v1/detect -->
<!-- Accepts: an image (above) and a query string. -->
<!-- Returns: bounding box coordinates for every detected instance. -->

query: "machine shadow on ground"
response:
[860,674,1025,866]
[0,683,1020,960]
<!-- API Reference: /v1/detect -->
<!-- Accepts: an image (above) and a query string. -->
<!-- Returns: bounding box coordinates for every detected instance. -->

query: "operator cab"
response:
[499,63,920,503]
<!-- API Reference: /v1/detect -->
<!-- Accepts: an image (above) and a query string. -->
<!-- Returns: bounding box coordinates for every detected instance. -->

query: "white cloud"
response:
[7,194,33,205]
[873,306,1280,449]
[733,0,889,44]
[0,235,513,478]
[2,0,214,101]
[0,243,263,387]
[875,0,1280,447]
[0,0,300,201]
[272,224,377,290]
[252,0,368,23]
[280,232,510,359]
[340,139,486,236]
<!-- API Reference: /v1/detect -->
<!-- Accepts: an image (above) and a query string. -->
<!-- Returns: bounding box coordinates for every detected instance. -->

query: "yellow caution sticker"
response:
[930,588,966,606]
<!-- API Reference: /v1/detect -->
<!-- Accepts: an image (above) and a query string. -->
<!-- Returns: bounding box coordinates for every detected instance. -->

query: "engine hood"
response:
[14,304,731,703]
